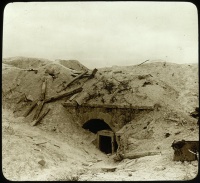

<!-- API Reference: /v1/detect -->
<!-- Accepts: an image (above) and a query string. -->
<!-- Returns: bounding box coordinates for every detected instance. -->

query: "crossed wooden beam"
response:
[23,68,97,126]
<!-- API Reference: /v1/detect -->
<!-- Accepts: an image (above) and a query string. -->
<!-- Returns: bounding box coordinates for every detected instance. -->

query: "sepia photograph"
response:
[2,1,199,181]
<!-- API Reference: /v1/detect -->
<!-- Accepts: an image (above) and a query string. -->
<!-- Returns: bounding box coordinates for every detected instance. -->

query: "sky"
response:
[3,2,198,69]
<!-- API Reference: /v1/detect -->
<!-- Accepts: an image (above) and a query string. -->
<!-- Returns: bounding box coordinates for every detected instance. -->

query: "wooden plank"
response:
[31,108,50,126]
[33,101,45,120]
[45,87,83,103]
[123,151,160,159]
[62,102,154,110]
[40,78,47,100]
[137,60,150,66]
[23,99,39,117]
[57,71,88,93]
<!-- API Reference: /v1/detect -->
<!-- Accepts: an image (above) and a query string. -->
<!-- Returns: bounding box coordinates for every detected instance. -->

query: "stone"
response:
[101,167,116,172]
[38,159,45,166]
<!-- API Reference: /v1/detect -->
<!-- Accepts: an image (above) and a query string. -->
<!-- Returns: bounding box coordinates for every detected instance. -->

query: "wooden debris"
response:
[63,102,154,110]
[34,141,48,145]
[123,151,160,159]
[88,68,98,79]
[165,117,179,122]
[23,99,39,117]
[40,78,47,100]
[45,87,83,103]
[31,108,50,126]
[33,101,45,120]
[83,149,89,154]
[53,144,60,148]
[34,149,40,151]
[71,73,90,77]
[137,59,150,66]
[101,167,117,172]
[22,68,38,74]
[57,71,88,93]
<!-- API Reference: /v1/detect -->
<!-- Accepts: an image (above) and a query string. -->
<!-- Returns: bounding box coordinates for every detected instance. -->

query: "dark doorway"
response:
[82,119,118,154]
[82,119,111,133]
[99,135,112,154]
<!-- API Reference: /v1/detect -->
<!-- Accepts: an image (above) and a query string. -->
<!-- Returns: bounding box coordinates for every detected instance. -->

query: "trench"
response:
[82,119,118,154]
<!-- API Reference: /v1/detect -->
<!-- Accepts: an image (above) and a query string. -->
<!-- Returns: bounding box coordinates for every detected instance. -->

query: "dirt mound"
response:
[55,59,89,71]
[2,57,199,181]
[2,58,198,136]
[3,56,52,69]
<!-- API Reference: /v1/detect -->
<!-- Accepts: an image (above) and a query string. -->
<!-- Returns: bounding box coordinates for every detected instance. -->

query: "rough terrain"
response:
[2,57,199,181]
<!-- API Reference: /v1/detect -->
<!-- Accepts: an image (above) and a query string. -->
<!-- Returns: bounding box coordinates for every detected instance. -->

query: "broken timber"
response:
[45,87,83,103]
[24,87,82,118]
[33,101,45,120]
[31,108,50,126]
[40,78,47,100]
[63,102,155,110]
[88,68,98,79]
[137,60,150,66]
[57,71,88,93]
[23,78,47,118]
[23,99,39,117]
[123,151,160,159]
[22,68,38,74]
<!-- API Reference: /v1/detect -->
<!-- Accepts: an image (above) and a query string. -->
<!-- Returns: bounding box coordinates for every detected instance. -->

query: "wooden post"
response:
[111,136,114,154]
[97,134,100,150]
[57,71,88,93]
[23,99,39,117]
[40,78,47,100]
[88,68,98,79]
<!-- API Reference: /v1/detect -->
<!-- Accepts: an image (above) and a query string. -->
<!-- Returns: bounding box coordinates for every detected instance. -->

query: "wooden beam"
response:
[137,60,150,66]
[31,108,50,126]
[45,87,83,103]
[123,151,160,159]
[62,102,154,110]
[23,99,39,117]
[57,71,88,93]
[33,101,45,120]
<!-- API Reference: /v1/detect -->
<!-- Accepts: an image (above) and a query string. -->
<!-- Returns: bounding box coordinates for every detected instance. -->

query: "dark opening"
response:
[82,119,118,154]
[99,135,112,154]
[82,119,111,133]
